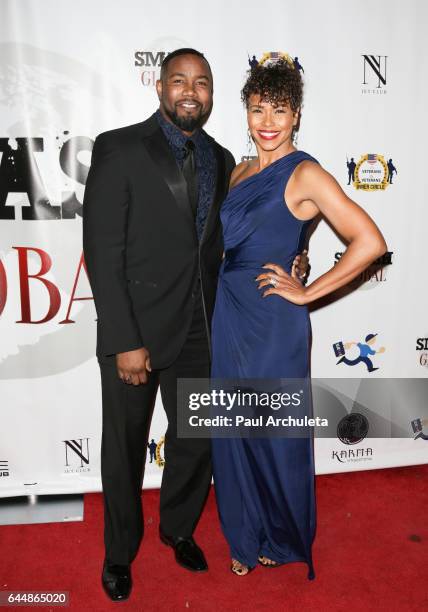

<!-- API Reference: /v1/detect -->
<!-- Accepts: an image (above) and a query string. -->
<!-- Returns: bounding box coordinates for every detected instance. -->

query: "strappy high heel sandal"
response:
[258,555,283,568]
[230,558,255,576]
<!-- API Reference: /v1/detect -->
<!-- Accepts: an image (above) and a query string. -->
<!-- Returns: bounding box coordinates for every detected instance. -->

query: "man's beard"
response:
[164,103,211,132]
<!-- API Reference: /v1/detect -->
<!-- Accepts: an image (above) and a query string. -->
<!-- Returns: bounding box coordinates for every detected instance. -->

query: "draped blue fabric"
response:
[211,151,318,578]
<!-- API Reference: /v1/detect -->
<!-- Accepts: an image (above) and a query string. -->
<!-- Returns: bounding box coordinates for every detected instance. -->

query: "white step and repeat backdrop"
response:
[1,0,427,496]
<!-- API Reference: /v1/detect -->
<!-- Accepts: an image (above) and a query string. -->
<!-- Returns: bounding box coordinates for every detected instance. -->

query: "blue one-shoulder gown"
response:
[211,150,317,578]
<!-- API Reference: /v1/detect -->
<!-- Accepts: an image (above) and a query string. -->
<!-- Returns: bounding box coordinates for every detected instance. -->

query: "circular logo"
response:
[259,51,294,68]
[337,413,369,445]
[354,154,388,190]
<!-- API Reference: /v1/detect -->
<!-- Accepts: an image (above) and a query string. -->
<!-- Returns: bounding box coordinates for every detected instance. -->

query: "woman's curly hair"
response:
[241,59,303,113]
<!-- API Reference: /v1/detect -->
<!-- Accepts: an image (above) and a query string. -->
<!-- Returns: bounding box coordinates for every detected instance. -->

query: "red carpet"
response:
[1,465,427,611]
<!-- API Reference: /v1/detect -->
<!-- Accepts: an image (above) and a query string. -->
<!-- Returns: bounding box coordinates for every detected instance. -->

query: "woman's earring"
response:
[247,128,254,157]
[292,128,299,146]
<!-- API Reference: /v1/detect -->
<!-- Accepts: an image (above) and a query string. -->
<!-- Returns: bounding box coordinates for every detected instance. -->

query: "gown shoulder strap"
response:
[293,150,319,165]
[276,151,319,193]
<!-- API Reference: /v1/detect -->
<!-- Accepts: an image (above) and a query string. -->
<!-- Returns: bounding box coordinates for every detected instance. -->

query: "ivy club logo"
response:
[361,54,387,94]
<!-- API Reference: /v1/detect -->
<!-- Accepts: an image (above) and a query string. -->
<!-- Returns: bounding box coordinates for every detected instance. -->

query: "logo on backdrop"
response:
[332,414,373,463]
[248,51,304,72]
[134,50,170,87]
[153,436,165,468]
[411,418,428,441]
[346,154,397,190]
[63,438,90,474]
[337,413,369,445]
[0,42,132,374]
[361,54,387,94]
[334,251,393,289]
[0,249,92,324]
[0,136,94,221]
[416,337,428,368]
[147,438,159,464]
[0,460,10,477]
[331,446,374,464]
[333,334,386,372]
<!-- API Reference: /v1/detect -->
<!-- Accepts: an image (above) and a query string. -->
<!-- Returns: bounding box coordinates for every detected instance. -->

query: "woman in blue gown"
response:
[211,59,387,577]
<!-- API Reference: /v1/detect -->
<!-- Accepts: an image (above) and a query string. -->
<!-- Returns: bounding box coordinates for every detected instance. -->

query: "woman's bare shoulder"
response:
[293,158,329,183]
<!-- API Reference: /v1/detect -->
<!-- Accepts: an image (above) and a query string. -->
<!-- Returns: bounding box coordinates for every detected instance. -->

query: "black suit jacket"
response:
[83,114,235,368]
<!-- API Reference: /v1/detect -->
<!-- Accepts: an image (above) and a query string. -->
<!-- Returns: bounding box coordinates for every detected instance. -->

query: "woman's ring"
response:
[269,277,278,288]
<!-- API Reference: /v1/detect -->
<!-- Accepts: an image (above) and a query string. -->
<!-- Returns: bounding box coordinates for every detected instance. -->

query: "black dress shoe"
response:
[102,562,132,602]
[160,529,208,572]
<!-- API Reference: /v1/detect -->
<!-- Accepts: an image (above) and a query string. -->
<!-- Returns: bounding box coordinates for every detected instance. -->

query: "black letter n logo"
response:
[64,438,90,467]
[362,55,387,88]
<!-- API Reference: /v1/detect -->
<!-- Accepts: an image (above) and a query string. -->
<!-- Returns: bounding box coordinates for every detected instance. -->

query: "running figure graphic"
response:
[336,333,385,372]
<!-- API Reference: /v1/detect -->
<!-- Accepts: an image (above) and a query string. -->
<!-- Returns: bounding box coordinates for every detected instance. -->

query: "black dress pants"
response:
[99,289,211,565]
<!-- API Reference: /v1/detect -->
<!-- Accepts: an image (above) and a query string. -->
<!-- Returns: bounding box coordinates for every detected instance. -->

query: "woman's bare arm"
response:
[257,161,387,304]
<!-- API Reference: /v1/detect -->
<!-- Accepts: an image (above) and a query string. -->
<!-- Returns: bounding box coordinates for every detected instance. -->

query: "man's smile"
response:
[177,100,201,111]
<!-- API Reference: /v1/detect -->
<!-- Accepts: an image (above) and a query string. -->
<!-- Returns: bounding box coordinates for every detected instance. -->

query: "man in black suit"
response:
[83,48,307,602]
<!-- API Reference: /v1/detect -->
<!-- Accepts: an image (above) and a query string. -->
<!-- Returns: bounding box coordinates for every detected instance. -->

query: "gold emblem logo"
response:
[353,154,389,190]
[155,436,165,468]
[259,51,294,68]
